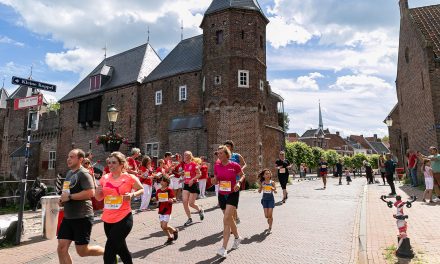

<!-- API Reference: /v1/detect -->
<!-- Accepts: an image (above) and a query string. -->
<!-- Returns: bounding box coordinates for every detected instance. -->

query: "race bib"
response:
[263,185,273,193]
[104,195,123,210]
[219,181,231,192]
[63,181,70,193]
[158,192,169,202]
[321,165,327,169]
[185,171,191,178]
[279,168,286,174]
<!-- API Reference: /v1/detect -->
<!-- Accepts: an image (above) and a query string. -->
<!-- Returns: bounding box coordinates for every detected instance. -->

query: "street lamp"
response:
[385,115,405,170]
[385,116,393,127]
[107,104,119,135]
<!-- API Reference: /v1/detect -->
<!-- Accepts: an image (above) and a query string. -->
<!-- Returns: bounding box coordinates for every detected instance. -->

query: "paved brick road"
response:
[2,177,365,264]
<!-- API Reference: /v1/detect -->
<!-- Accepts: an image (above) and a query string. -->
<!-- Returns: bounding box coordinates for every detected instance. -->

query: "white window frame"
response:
[238,70,249,88]
[214,76,221,85]
[179,85,187,101]
[145,142,160,158]
[259,79,264,91]
[155,90,162,105]
[48,151,56,170]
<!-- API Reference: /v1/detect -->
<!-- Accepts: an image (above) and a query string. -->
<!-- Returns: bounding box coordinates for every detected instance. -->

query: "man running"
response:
[57,149,104,264]
[319,157,328,189]
[224,140,246,224]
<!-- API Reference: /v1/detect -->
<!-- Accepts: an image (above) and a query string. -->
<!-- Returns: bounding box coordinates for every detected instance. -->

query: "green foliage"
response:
[311,147,324,168]
[368,154,380,169]
[343,156,353,168]
[286,141,313,169]
[283,113,290,131]
[381,135,389,144]
[352,153,368,169]
[324,150,340,167]
[47,102,60,112]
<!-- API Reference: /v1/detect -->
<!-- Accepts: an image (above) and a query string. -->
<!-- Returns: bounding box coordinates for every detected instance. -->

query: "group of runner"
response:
[56,141,292,263]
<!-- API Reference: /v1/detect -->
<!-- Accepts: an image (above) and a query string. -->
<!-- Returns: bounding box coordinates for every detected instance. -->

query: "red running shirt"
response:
[138,166,152,185]
[200,165,208,179]
[156,187,175,215]
[184,162,198,184]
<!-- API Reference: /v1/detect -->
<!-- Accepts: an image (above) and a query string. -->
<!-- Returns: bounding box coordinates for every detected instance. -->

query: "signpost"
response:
[14,94,43,110]
[12,76,56,245]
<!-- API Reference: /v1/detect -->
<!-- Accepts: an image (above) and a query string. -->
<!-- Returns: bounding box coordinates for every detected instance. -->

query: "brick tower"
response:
[201,0,285,183]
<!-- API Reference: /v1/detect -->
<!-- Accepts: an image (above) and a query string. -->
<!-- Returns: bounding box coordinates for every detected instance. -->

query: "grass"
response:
[0,204,32,215]
[383,244,427,264]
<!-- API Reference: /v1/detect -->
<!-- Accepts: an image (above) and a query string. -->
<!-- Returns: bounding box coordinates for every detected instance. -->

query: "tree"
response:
[286,141,313,170]
[47,102,60,112]
[381,136,389,144]
[283,113,290,131]
[343,156,353,169]
[310,147,324,169]
[351,153,368,176]
[324,150,340,167]
[368,154,380,169]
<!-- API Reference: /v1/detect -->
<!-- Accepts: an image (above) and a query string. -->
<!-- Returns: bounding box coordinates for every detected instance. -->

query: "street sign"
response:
[11,76,56,92]
[14,94,43,110]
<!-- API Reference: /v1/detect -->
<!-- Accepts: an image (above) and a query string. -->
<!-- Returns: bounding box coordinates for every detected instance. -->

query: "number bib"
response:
[219,181,231,192]
[321,165,327,169]
[63,181,70,193]
[279,168,286,174]
[263,185,273,194]
[185,171,191,179]
[104,195,123,210]
[158,192,169,202]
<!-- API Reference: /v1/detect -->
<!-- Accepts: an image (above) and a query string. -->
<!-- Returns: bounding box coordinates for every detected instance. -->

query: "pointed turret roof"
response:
[318,101,323,129]
[205,0,267,21]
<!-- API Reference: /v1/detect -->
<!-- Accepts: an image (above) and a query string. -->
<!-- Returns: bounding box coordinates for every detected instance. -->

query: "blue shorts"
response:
[261,198,275,209]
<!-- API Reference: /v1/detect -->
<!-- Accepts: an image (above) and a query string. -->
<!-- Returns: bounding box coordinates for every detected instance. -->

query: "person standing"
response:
[336,159,343,185]
[319,157,328,189]
[182,151,204,226]
[95,152,144,264]
[364,161,374,184]
[126,148,141,175]
[57,149,104,264]
[422,159,434,203]
[139,156,154,211]
[378,155,387,185]
[170,154,184,201]
[418,146,440,202]
[407,150,419,187]
[275,151,291,202]
[198,156,209,198]
[213,145,245,258]
[384,153,397,195]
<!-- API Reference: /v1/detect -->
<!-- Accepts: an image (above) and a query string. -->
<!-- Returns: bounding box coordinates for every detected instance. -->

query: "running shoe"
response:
[267,228,272,234]
[217,247,227,258]
[164,237,174,245]
[173,230,179,240]
[184,218,193,226]
[231,237,242,249]
[199,209,205,221]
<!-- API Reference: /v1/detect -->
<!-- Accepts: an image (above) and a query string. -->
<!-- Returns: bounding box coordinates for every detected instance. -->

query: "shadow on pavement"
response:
[195,255,226,264]
[139,230,165,240]
[179,231,223,251]
[314,188,325,190]
[20,235,46,246]
[274,201,284,207]
[131,244,167,260]
[241,230,269,245]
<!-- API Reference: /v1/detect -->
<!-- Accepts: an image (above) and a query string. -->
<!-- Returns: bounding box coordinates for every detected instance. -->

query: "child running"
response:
[422,159,434,203]
[156,176,178,245]
[258,169,276,233]
[344,167,352,185]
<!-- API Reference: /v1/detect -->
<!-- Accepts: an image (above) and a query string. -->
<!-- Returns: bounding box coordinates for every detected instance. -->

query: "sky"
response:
[0,0,439,138]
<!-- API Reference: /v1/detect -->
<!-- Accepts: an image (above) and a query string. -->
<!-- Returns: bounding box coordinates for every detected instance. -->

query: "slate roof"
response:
[410,5,440,57]
[60,43,161,102]
[145,35,203,83]
[327,134,353,151]
[367,141,390,155]
[300,128,330,138]
[169,115,204,131]
[7,85,32,100]
[205,0,267,20]
[349,135,371,150]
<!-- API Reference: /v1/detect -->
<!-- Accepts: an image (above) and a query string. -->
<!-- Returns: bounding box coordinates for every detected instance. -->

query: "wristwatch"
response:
[68,194,72,200]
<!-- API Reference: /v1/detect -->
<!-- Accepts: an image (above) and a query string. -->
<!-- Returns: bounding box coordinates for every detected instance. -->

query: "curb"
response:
[357,184,368,264]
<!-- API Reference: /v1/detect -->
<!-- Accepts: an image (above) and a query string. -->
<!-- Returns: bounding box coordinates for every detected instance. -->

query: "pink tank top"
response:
[99,173,135,223]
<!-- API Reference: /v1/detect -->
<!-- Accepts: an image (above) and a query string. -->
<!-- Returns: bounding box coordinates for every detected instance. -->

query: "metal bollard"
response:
[41,196,61,239]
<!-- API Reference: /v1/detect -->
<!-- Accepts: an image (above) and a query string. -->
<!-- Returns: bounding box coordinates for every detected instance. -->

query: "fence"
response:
[0,178,61,201]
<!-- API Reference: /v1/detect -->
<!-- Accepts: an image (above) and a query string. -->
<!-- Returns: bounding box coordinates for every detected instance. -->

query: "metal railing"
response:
[0,178,62,200]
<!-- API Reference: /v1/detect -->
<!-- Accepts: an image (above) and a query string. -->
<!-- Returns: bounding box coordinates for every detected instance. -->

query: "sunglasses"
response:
[84,162,90,165]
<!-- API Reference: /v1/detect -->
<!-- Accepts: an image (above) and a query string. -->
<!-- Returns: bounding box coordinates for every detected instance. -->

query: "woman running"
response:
[95,152,143,264]
[213,145,245,258]
[275,151,291,203]
[182,151,204,226]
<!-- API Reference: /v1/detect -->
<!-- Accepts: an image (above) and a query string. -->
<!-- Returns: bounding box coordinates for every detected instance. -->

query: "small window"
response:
[214,76,221,85]
[179,85,187,101]
[238,70,249,88]
[216,30,223,45]
[145,142,160,158]
[49,151,56,170]
[155,90,162,105]
[89,75,101,91]
[259,80,264,91]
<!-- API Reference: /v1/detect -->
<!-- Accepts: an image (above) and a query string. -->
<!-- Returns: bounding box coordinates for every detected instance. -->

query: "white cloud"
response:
[45,48,101,77]
[271,72,323,91]
[0,36,24,46]
[266,16,316,48]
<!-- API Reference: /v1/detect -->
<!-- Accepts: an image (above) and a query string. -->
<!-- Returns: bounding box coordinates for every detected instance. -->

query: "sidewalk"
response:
[365,179,440,263]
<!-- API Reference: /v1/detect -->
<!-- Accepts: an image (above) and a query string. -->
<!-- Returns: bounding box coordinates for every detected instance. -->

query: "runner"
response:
[182,151,204,226]
[213,145,245,258]
[275,151,291,203]
[156,176,178,245]
[258,169,276,233]
[57,149,104,264]
[224,140,246,223]
[95,151,144,264]
[139,156,154,211]
[319,157,328,189]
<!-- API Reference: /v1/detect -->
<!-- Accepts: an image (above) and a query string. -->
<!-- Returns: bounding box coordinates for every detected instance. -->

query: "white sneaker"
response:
[231,236,242,249]
[433,198,440,202]
[217,247,227,258]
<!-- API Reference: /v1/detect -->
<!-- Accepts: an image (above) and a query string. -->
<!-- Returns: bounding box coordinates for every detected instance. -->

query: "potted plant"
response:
[96,132,128,152]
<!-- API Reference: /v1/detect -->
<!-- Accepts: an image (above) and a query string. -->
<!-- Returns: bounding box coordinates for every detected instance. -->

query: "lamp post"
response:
[105,104,119,152]
[385,116,405,169]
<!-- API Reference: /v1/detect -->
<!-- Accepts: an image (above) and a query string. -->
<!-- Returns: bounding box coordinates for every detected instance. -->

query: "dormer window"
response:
[90,75,101,91]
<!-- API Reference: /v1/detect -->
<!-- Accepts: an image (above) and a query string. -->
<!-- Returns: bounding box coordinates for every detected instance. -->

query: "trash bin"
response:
[396,167,405,181]
[41,195,61,240]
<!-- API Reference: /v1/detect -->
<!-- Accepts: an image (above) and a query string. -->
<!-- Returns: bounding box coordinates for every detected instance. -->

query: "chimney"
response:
[360,134,363,138]
[399,0,408,18]
[336,131,340,136]
[374,134,378,141]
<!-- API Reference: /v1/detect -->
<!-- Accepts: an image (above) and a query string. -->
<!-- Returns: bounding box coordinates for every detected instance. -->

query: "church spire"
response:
[319,100,323,129]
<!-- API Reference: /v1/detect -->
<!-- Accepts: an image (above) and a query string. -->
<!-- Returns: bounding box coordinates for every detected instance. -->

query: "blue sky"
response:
[0,0,438,137]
